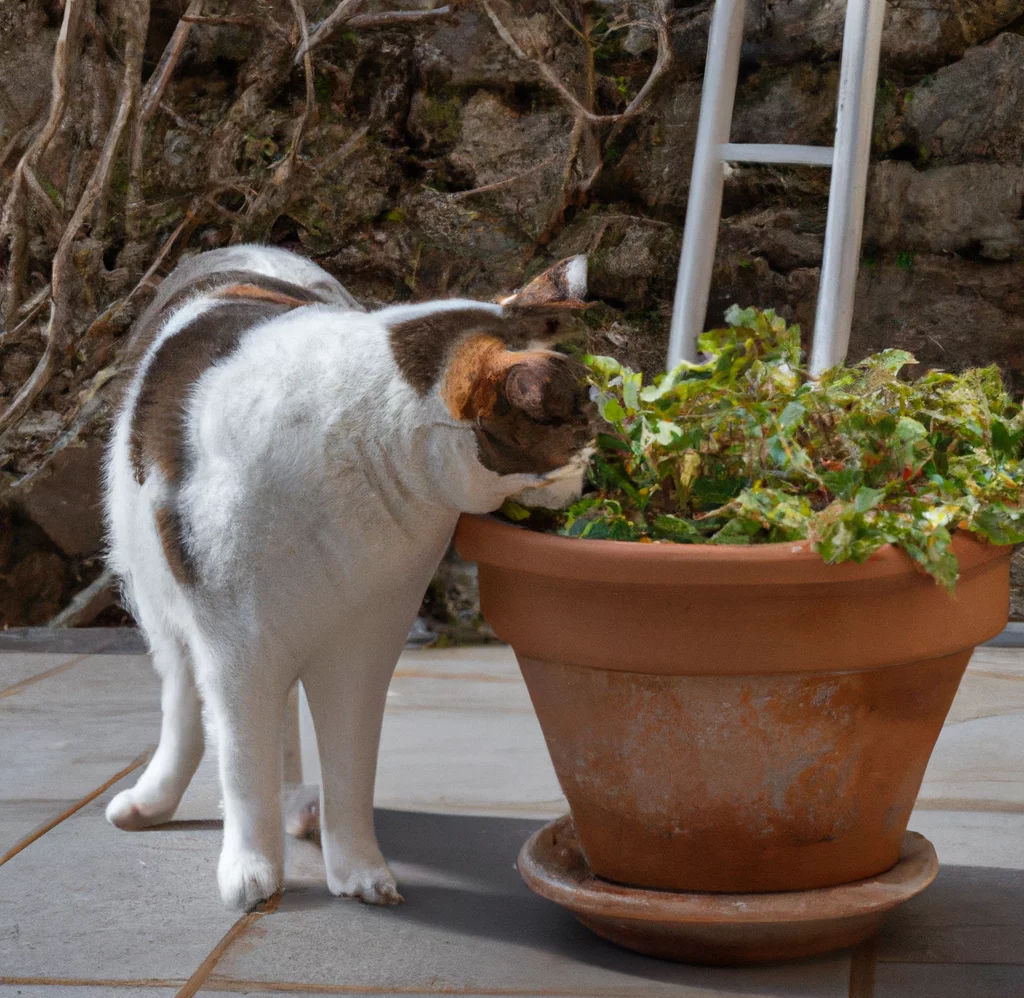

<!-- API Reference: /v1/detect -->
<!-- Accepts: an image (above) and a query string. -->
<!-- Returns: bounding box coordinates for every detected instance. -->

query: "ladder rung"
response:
[720,143,834,168]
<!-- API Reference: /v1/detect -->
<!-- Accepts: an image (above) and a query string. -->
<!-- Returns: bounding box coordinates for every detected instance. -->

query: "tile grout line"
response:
[0,746,153,867]
[0,644,114,699]
[0,646,101,696]
[848,934,878,998]
[175,891,283,998]
[966,668,1024,683]
[200,982,679,995]
[0,977,180,989]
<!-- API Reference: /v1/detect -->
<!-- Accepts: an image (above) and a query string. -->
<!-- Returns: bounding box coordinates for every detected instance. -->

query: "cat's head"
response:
[388,256,597,506]
[447,257,596,485]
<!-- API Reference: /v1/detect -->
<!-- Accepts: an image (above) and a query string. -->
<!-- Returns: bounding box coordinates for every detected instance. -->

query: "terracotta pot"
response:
[454,514,1011,895]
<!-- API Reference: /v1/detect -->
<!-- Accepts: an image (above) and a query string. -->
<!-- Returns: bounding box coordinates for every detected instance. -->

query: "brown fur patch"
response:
[123,270,332,373]
[121,265,345,586]
[129,299,295,485]
[215,283,313,308]
[389,309,509,395]
[439,340,596,476]
[155,506,195,586]
[439,335,508,420]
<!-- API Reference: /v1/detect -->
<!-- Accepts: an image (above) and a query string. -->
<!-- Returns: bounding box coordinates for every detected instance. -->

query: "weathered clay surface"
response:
[456,514,1010,896]
[518,814,939,964]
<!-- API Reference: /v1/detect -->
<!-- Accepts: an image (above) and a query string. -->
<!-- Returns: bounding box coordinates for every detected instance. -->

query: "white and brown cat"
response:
[103,244,594,909]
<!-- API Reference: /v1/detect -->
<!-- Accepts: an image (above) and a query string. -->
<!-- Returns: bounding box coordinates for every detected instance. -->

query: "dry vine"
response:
[479,0,675,236]
[0,0,455,499]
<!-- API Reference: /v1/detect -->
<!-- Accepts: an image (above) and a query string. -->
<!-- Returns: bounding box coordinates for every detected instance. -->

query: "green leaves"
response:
[503,306,1024,589]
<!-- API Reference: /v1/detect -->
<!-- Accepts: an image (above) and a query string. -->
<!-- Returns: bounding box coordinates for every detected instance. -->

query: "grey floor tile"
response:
[0,652,84,693]
[211,808,852,997]
[374,707,566,818]
[878,861,1024,965]
[907,809,1024,869]
[874,962,1024,997]
[0,775,239,983]
[0,653,159,811]
[946,658,1024,725]
[0,798,79,861]
[920,712,1024,809]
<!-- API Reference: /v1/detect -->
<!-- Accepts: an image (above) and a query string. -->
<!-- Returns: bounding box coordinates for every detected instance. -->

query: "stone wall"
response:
[2,0,1023,627]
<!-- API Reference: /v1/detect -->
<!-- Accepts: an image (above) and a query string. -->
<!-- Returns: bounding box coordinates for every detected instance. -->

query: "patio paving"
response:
[0,633,1021,997]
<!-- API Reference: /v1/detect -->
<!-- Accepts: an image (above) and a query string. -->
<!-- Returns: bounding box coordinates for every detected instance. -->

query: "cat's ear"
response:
[499,255,588,311]
[503,353,584,423]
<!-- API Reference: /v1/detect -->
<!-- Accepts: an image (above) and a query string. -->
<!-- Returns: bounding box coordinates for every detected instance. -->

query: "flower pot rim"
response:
[455,512,1009,587]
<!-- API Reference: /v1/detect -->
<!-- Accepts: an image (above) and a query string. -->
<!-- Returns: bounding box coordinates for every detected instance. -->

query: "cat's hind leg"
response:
[193,637,290,910]
[301,647,402,905]
[106,627,205,830]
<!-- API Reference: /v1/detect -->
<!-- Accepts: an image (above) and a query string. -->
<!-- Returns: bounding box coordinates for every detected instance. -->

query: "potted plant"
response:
[455,308,1020,964]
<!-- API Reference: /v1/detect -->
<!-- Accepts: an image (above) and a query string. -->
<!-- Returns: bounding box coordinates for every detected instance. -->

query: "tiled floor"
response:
[0,634,1021,997]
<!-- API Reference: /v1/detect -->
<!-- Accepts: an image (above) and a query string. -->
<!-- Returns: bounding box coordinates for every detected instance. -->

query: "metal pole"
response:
[666,0,747,367]
[808,0,887,375]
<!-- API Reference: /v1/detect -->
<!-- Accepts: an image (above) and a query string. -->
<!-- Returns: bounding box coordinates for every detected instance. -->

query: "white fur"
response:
[104,247,585,909]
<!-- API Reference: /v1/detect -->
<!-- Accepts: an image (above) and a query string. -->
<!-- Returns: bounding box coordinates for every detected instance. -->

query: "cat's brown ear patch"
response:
[499,255,588,310]
[439,335,509,421]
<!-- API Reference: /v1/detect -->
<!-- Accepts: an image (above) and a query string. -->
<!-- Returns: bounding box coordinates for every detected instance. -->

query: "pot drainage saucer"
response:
[517,814,938,966]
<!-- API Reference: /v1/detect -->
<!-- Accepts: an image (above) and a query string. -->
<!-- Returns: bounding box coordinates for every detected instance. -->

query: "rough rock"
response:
[448,91,573,241]
[865,161,1024,260]
[0,0,57,137]
[0,506,78,628]
[15,439,106,557]
[601,79,703,216]
[745,0,1024,68]
[903,33,1024,164]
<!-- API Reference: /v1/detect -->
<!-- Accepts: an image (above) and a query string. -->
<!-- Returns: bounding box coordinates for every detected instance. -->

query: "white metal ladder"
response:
[667,0,888,375]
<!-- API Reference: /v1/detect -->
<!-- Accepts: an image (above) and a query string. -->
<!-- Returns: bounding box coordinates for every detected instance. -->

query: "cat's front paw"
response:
[327,862,404,905]
[218,845,282,910]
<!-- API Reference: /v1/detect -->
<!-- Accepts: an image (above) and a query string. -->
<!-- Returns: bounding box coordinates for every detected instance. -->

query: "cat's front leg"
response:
[195,642,290,909]
[301,654,402,905]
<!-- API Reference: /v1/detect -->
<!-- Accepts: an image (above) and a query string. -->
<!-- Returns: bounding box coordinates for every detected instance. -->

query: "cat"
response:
[103,244,595,910]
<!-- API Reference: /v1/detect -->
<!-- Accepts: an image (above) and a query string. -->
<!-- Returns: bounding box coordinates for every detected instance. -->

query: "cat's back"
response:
[107,246,372,587]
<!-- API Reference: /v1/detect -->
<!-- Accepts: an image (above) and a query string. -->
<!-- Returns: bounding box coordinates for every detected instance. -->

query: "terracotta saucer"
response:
[517,815,938,966]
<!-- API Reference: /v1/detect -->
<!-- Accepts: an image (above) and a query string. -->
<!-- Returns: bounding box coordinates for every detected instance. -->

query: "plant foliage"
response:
[502,307,1024,588]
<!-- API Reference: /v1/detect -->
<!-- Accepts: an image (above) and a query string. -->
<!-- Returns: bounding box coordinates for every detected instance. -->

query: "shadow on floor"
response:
[277,807,854,994]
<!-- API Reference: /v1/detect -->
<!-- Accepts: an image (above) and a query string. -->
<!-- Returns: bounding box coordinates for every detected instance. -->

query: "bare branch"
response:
[1,0,88,322]
[481,0,526,58]
[297,0,365,62]
[608,9,673,140]
[316,124,370,175]
[482,0,673,127]
[0,0,152,439]
[47,569,117,628]
[346,7,451,29]
[282,0,315,176]
[0,304,60,443]
[141,0,203,123]
[15,283,52,319]
[157,100,204,135]
[181,14,264,28]
[0,294,48,351]
[448,156,557,199]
